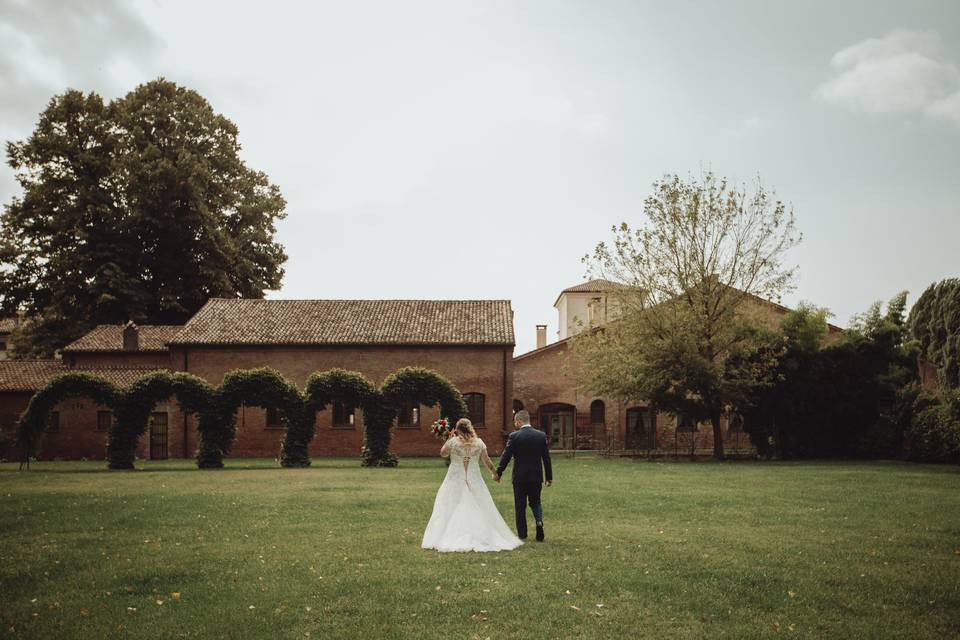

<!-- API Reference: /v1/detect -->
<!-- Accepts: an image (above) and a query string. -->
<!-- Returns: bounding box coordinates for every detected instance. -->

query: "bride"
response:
[421,418,523,552]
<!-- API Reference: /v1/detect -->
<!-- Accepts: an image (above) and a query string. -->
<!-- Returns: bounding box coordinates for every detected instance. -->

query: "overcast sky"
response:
[1,0,958,353]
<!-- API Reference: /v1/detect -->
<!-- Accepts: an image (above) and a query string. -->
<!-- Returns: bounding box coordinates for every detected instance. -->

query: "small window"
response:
[96,410,113,432]
[676,413,697,432]
[512,399,524,413]
[0,341,6,351]
[463,393,485,427]
[590,399,605,424]
[265,407,284,429]
[397,402,420,428]
[46,411,60,432]
[332,402,355,428]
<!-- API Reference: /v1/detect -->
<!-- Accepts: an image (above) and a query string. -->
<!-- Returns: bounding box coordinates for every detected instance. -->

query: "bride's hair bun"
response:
[455,418,476,439]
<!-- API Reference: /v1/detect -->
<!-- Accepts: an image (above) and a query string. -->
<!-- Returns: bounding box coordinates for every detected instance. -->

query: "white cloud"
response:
[925,90,960,125]
[814,29,960,126]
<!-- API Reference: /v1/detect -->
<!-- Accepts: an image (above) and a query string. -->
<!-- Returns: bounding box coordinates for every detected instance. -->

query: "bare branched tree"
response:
[575,172,800,458]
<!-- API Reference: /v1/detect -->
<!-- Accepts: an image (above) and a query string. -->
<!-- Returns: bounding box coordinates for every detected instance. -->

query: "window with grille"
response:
[463,393,485,427]
[96,410,113,432]
[265,406,284,429]
[397,402,420,428]
[589,399,605,424]
[332,402,355,428]
[45,411,60,432]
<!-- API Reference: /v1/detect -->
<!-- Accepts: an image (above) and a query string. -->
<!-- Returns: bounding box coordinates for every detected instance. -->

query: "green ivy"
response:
[197,368,306,469]
[17,372,122,462]
[374,366,468,467]
[109,371,216,470]
[17,365,467,470]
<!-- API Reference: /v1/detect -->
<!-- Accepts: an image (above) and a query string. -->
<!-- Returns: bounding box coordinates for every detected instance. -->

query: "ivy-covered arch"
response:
[295,368,383,467]
[17,372,122,467]
[378,366,468,466]
[108,371,216,470]
[196,368,306,469]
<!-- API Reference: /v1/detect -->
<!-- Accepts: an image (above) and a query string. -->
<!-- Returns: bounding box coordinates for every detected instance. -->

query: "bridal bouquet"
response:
[430,418,453,440]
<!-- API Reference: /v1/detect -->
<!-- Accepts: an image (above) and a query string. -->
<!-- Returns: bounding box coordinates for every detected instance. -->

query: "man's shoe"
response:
[535,523,545,542]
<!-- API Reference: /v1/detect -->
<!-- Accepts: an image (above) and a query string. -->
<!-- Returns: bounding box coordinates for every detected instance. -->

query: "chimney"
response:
[536,324,547,350]
[122,321,139,351]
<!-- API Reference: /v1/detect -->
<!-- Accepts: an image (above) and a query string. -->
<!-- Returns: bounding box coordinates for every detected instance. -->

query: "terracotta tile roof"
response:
[62,325,183,352]
[561,279,624,294]
[169,299,515,346]
[0,361,164,392]
[554,279,625,306]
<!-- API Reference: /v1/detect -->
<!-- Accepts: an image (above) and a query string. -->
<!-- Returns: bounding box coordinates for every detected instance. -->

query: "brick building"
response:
[0,299,515,461]
[513,280,844,456]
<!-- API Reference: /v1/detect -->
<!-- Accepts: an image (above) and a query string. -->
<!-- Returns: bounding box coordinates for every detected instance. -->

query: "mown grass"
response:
[0,456,958,639]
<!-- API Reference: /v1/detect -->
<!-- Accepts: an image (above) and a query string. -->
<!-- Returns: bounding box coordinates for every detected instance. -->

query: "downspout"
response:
[183,348,189,459]
[502,347,508,448]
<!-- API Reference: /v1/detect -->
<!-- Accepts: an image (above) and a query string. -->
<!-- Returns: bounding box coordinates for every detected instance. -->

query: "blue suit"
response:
[496,425,553,538]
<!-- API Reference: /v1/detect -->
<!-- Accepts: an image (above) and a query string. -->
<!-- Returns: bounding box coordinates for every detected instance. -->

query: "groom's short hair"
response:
[514,410,530,425]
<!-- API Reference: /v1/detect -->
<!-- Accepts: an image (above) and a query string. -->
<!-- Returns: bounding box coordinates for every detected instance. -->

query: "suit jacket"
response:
[496,425,553,484]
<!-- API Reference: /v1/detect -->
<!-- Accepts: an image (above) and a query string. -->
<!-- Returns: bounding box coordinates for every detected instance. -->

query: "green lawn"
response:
[1,457,958,639]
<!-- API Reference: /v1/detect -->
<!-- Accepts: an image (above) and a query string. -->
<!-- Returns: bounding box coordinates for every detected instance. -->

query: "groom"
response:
[493,410,553,542]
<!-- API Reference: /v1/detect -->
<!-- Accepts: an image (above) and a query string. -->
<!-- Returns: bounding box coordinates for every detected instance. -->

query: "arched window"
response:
[589,399,605,424]
[512,399,524,414]
[464,393,485,427]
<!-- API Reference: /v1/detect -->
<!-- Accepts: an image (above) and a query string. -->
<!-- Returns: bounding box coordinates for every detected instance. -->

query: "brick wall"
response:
[513,338,754,455]
[173,344,514,457]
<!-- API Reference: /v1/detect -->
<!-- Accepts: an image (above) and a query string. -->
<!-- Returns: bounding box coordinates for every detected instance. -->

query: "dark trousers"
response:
[512,481,543,538]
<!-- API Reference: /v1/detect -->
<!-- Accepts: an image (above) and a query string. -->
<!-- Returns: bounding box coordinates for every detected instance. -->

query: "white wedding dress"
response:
[421,437,523,553]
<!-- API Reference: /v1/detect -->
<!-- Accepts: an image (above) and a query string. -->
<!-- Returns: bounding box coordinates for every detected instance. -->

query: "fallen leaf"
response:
[79,608,91,617]
[570,605,581,611]
[788,591,796,598]
[156,600,164,606]
[171,592,181,601]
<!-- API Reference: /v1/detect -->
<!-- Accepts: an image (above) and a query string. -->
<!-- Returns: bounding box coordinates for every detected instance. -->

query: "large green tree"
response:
[744,294,919,459]
[573,172,799,458]
[1,79,287,356]
[908,278,960,389]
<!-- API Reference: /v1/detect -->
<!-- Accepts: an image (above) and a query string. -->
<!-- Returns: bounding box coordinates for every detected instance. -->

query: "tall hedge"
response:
[17,365,468,470]
[377,366,467,466]
[16,372,121,462]
[294,368,381,467]
[197,368,306,469]
[909,278,960,389]
[109,371,215,469]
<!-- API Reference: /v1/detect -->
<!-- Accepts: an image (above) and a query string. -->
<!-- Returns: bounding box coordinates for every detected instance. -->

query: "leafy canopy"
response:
[573,172,800,458]
[1,79,287,356]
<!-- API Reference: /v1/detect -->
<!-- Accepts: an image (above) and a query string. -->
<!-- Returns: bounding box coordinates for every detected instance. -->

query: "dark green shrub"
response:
[16,372,121,462]
[109,371,215,469]
[375,366,467,467]
[295,368,380,468]
[197,368,306,469]
[905,390,960,463]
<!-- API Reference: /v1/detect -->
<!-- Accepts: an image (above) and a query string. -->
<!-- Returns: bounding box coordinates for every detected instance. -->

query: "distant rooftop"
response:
[169,299,516,346]
[62,325,184,353]
[554,279,625,307]
[0,361,164,392]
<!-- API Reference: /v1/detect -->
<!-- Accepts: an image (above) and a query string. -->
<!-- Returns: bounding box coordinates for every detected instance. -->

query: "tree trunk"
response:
[711,411,725,460]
